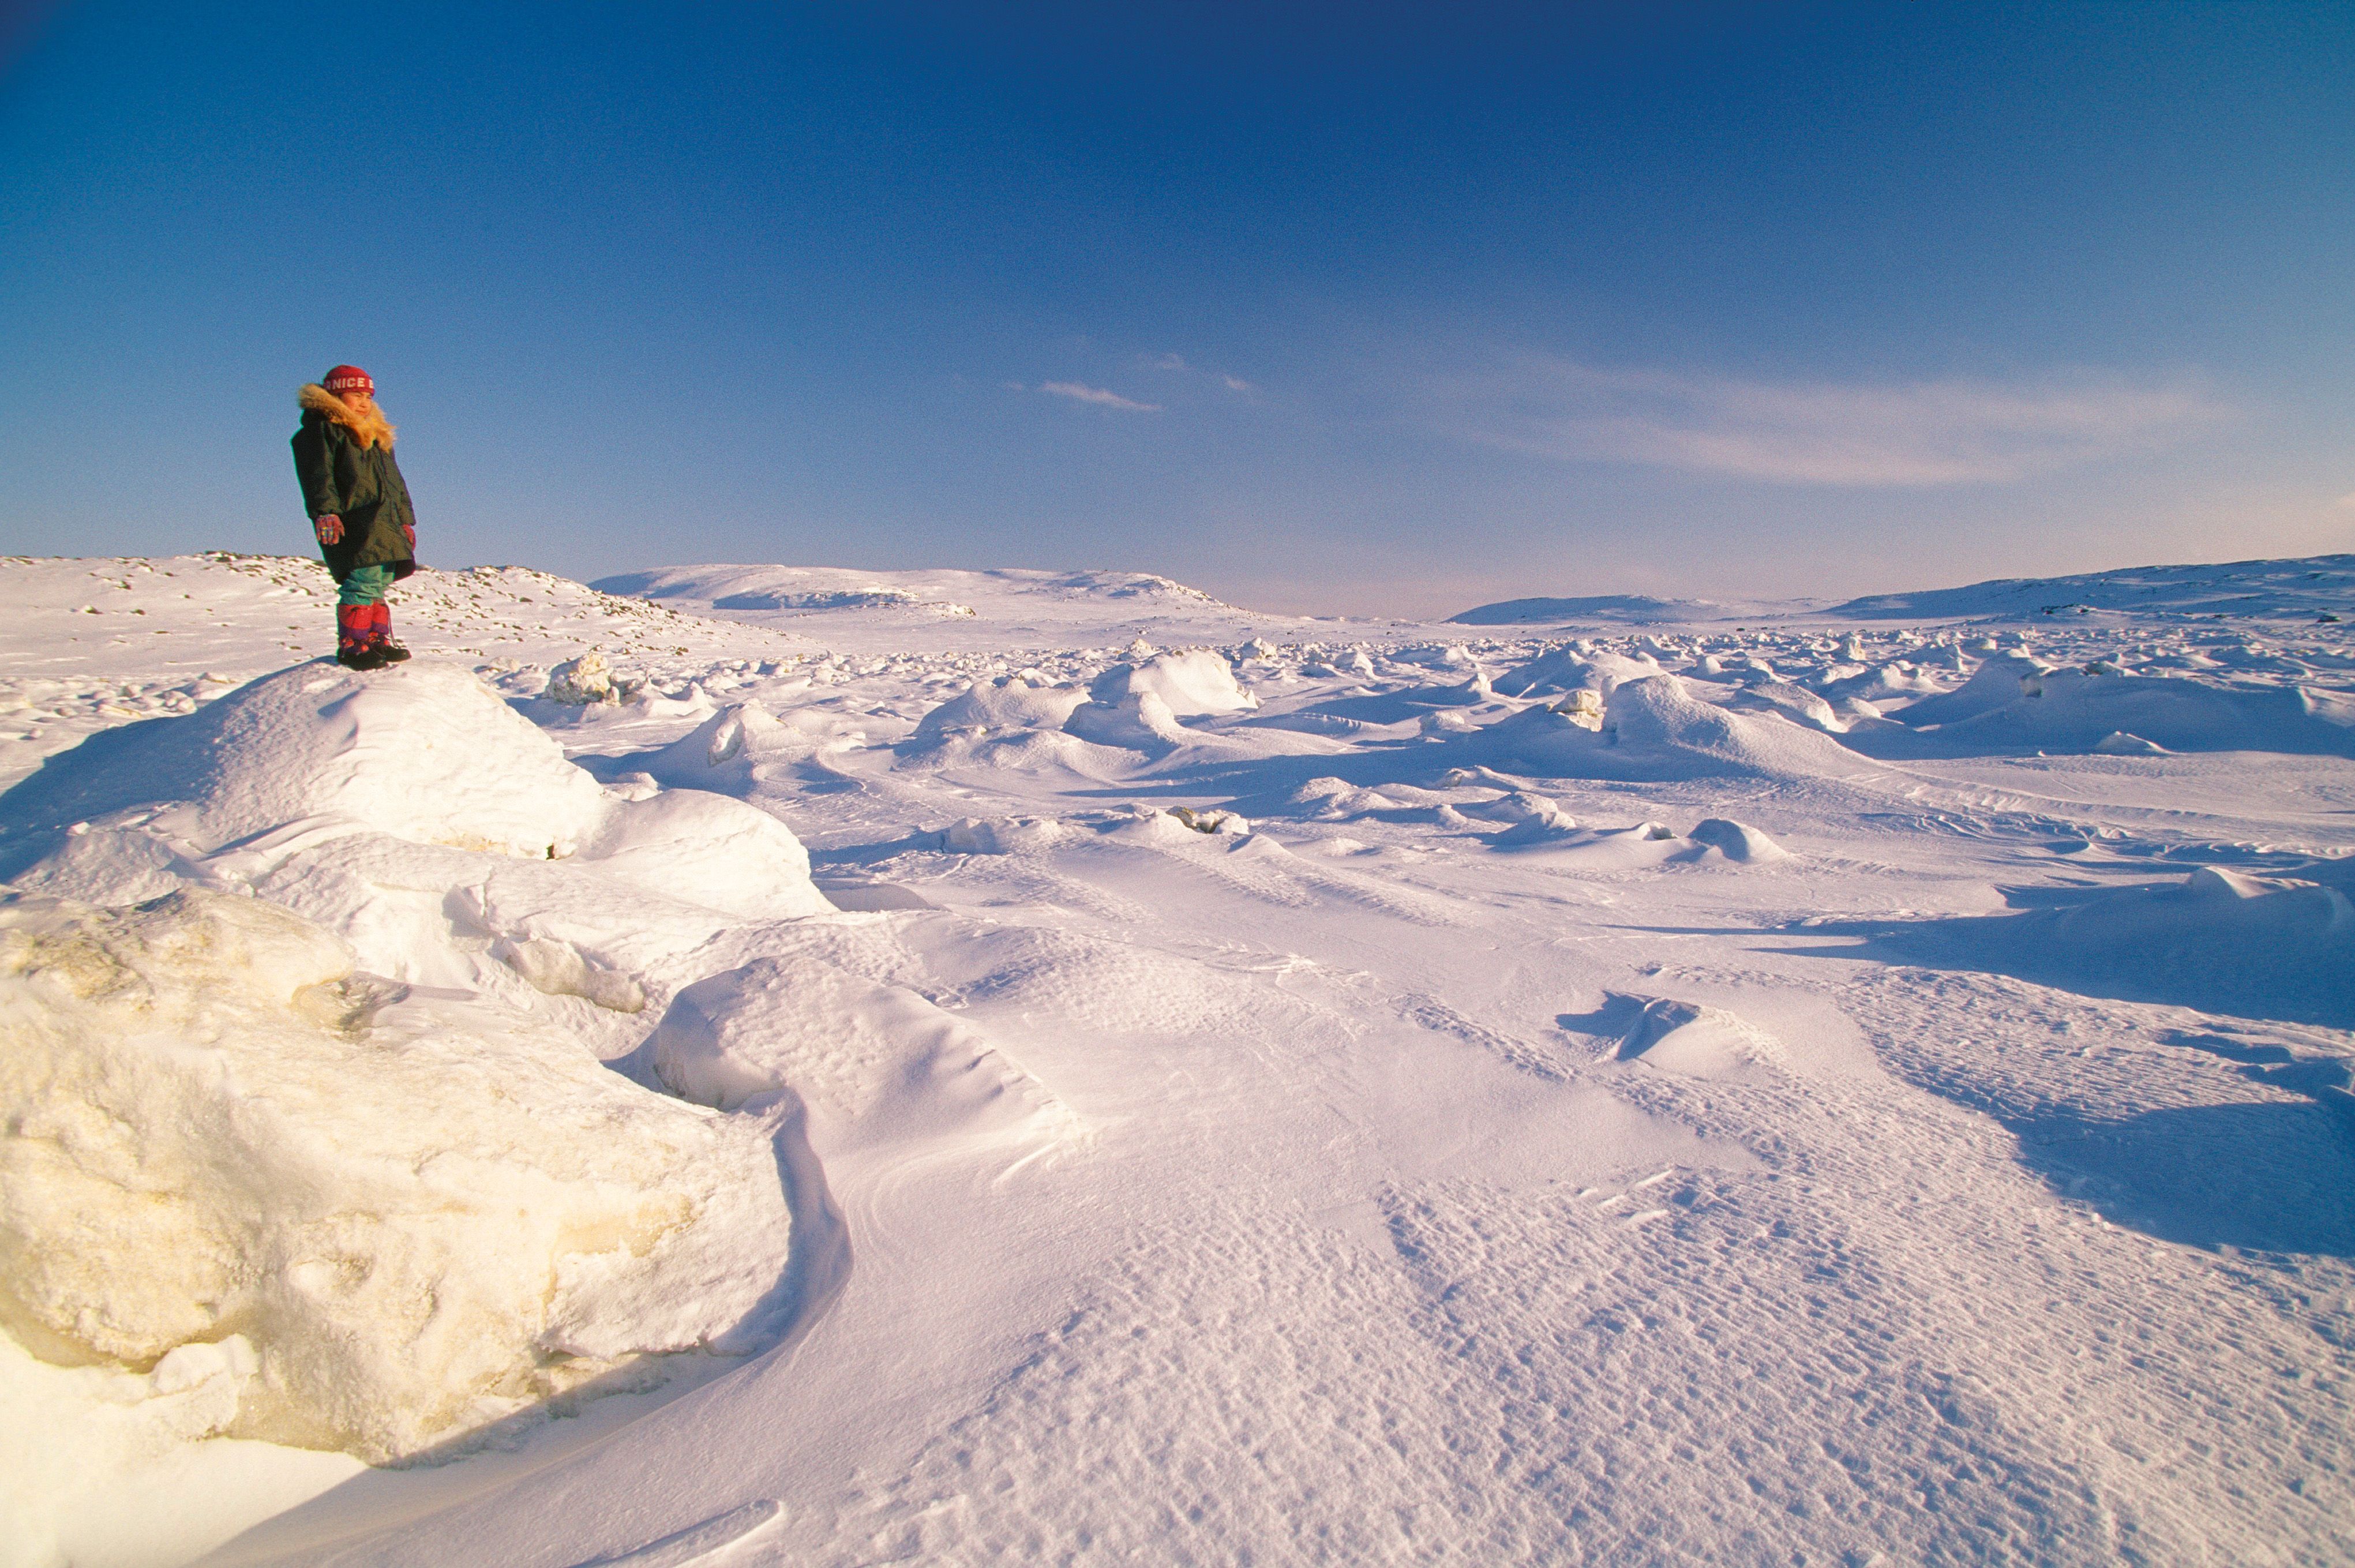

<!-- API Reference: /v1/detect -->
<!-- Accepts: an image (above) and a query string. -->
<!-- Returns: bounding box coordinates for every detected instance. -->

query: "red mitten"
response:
[314,514,344,545]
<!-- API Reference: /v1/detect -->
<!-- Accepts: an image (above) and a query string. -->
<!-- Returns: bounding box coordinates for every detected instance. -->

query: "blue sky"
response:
[1,1,2349,616]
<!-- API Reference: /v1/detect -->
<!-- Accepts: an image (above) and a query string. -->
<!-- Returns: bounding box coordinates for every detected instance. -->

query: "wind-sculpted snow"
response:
[1832,860,2355,1029]
[0,890,794,1466]
[648,954,1072,1150]
[9,553,2355,1567]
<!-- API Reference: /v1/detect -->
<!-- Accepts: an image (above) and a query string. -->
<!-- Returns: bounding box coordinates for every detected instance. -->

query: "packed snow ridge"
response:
[3,548,2354,1566]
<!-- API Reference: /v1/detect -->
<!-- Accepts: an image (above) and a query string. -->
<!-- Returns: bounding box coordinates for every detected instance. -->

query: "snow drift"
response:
[0,889,795,1465]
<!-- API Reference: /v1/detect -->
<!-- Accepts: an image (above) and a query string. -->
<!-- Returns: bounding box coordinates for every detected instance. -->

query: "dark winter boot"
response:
[370,602,412,662]
[337,605,387,670]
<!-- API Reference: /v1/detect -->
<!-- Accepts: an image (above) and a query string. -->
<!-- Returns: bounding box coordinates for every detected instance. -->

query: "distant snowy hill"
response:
[592,564,1291,652]
[1825,554,2355,621]
[1451,554,2355,628]
[1447,594,1760,627]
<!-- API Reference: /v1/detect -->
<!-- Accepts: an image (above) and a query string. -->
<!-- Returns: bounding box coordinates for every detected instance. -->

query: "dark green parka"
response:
[290,385,417,584]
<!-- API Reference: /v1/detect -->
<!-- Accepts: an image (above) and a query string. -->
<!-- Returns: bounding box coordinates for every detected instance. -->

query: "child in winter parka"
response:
[291,364,418,670]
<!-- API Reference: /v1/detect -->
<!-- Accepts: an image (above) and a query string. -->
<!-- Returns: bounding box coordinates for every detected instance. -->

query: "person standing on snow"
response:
[291,364,418,670]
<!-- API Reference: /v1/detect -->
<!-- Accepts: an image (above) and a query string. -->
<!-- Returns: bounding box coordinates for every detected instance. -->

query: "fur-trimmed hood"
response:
[298,383,395,450]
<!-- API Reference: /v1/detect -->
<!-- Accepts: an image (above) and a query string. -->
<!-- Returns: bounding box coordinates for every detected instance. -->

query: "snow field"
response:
[2,553,2354,1565]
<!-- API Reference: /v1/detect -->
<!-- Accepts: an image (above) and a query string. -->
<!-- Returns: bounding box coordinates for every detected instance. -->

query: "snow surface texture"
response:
[3,553,2355,1566]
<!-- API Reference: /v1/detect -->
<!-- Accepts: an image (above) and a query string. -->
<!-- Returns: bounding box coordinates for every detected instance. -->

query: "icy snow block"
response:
[1463,675,1866,785]
[493,935,647,1012]
[545,649,618,704]
[1088,650,1258,717]
[1686,819,1790,862]
[1604,677,1866,779]
[1891,651,2050,728]
[0,890,795,1464]
[913,678,1088,742]
[1730,679,1844,733]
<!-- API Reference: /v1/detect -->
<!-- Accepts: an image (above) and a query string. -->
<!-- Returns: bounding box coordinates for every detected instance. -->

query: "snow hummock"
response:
[1086,650,1258,717]
[912,677,1090,742]
[2,662,612,868]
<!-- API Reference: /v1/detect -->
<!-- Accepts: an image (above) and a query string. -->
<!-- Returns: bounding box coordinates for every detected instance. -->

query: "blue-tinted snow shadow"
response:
[1623,894,2355,1254]
[2007,1099,2355,1257]
[1739,915,2355,1254]
[1749,879,2355,1031]
[0,704,242,880]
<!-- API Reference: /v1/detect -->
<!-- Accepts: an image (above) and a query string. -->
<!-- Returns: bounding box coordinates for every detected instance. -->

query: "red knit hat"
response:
[322,365,374,396]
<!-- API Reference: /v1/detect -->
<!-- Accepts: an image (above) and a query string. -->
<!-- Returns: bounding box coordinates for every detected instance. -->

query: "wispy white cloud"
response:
[1438,352,2232,486]
[1222,374,1254,393]
[1038,380,1161,412]
[1147,352,1188,371]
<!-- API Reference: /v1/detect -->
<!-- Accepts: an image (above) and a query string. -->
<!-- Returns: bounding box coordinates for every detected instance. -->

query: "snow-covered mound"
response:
[1490,646,1666,699]
[1468,673,1875,783]
[0,890,794,1465]
[1,663,607,866]
[0,664,838,926]
[1087,650,1257,717]
[1826,554,2355,622]
[912,678,1090,742]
